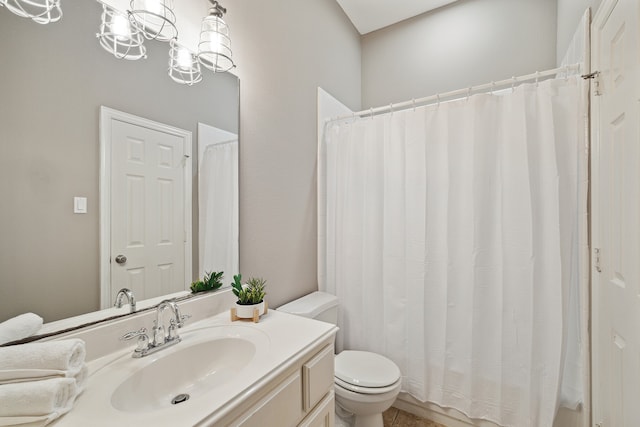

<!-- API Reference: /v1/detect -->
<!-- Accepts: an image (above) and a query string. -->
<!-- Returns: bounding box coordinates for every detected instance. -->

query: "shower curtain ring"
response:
[535,71,540,87]
[511,76,516,92]
[466,87,471,100]
[491,81,495,95]
[390,103,393,115]
[436,94,440,106]
[370,108,374,119]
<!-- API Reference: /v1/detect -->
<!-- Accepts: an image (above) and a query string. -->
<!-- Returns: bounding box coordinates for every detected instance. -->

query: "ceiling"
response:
[335,0,460,35]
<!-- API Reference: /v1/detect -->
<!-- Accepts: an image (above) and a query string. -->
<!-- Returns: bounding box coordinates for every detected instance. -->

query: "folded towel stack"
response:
[0,314,43,345]
[0,339,87,427]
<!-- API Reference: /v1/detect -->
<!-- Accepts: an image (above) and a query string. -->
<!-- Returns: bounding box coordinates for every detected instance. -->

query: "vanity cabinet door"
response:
[302,344,334,412]
[219,339,335,427]
[232,371,303,427]
[298,390,335,427]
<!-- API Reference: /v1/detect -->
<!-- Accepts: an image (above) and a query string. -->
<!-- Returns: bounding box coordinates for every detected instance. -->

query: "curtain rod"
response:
[328,63,583,123]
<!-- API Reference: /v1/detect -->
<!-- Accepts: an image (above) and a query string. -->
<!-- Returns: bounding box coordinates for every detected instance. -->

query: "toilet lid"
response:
[335,351,401,388]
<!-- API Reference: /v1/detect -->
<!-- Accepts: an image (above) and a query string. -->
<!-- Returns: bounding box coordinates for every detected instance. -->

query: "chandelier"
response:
[1,0,236,84]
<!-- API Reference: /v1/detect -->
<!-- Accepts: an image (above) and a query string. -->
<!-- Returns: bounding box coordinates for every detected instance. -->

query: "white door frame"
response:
[590,2,608,422]
[99,106,192,309]
[591,0,640,424]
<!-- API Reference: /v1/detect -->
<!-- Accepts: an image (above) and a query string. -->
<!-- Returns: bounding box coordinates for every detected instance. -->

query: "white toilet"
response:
[278,291,401,427]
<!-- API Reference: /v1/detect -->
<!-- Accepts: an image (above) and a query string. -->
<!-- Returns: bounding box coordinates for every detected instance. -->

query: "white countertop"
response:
[51,310,337,426]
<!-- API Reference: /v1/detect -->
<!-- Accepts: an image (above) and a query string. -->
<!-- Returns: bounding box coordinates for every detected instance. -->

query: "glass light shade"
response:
[197,15,234,72]
[2,0,62,24]
[97,4,146,60]
[129,0,177,42]
[168,39,202,86]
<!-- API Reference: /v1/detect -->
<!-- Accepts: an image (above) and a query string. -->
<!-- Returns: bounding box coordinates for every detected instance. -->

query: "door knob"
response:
[115,255,127,264]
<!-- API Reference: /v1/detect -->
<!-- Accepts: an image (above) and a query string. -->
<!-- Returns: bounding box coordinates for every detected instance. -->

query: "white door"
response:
[592,0,640,425]
[100,108,192,307]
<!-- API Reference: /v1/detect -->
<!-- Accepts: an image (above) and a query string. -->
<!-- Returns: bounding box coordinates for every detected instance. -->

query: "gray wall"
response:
[226,0,361,308]
[1,0,578,322]
[0,1,238,322]
[556,0,602,64]
[361,0,558,108]
[226,0,561,308]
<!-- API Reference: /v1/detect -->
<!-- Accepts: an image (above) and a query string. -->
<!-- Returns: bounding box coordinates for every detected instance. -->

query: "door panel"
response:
[592,0,640,425]
[110,118,186,303]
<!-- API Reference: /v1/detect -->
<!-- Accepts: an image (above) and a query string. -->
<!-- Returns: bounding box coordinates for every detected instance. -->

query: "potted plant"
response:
[190,271,224,294]
[231,274,267,320]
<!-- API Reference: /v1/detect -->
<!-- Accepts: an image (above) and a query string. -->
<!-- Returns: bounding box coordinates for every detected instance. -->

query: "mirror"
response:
[0,1,239,328]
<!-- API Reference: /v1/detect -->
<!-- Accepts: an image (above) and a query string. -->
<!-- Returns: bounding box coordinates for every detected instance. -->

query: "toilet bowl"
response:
[277,292,401,427]
[334,350,401,427]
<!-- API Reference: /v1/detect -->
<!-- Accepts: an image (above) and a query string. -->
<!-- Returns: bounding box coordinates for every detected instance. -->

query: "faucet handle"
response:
[178,313,192,327]
[120,327,149,352]
[120,327,147,341]
[168,319,178,340]
[152,320,165,346]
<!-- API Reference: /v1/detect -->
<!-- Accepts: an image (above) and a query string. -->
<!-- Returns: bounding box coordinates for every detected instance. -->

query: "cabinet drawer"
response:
[233,371,303,427]
[298,390,335,427]
[302,344,334,412]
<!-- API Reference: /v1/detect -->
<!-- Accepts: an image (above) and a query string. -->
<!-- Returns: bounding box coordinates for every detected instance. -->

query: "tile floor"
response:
[383,407,448,427]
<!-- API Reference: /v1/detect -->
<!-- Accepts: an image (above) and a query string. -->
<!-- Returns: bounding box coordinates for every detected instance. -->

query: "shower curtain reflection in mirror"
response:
[198,123,239,282]
[321,76,588,427]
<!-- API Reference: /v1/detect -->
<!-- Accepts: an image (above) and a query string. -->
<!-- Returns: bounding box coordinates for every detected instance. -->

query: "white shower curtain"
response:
[199,140,239,280]
[321,77,587,427]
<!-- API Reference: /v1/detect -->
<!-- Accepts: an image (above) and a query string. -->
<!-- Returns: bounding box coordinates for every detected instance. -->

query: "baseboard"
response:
[393,393,498,427]
[393,393,585,427]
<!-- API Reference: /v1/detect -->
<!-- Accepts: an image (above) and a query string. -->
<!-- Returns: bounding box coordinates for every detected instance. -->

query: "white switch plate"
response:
[74,197,87,214]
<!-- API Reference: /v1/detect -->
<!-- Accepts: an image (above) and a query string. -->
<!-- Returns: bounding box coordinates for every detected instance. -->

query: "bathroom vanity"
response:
[208,338,335,427]
[46,290,337,426]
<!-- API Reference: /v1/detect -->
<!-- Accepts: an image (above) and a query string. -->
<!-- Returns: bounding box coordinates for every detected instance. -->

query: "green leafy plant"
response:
[190,271,224,294]
[231,274,267,305]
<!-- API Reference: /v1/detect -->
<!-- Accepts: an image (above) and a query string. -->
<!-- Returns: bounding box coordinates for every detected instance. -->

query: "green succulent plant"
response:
[231,274,267,305]
[190,271,224,294]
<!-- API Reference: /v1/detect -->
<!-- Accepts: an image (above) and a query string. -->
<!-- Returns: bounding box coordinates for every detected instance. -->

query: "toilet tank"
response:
[277,291,339,325]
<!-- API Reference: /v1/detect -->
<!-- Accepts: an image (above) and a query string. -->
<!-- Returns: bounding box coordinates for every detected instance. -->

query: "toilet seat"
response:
[335,376,401,395]
[334,350,401,394]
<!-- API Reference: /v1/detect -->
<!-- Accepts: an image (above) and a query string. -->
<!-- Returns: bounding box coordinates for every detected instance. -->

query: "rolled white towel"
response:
[0,370,73,385]
[73,365,88,393]
[0,414,52,426]
[0,414,57,427]
[0,377,77,418]
[0,367,86,426]
[0,340,85,377]
[0,364,88,387]
[0,314,43,345]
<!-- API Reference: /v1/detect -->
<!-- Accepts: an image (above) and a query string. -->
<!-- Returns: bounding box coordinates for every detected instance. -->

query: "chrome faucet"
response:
[120,299,190,358]
[114,288,136,313]
[152,300,187,346]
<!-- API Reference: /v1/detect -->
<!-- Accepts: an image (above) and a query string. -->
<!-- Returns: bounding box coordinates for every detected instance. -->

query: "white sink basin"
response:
[109,325,270,413]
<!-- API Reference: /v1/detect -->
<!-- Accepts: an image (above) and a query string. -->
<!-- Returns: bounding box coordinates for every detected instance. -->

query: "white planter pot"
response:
[234,301,266,319]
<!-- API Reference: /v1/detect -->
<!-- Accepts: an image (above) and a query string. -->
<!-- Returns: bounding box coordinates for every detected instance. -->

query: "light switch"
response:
[74,197,87,214]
